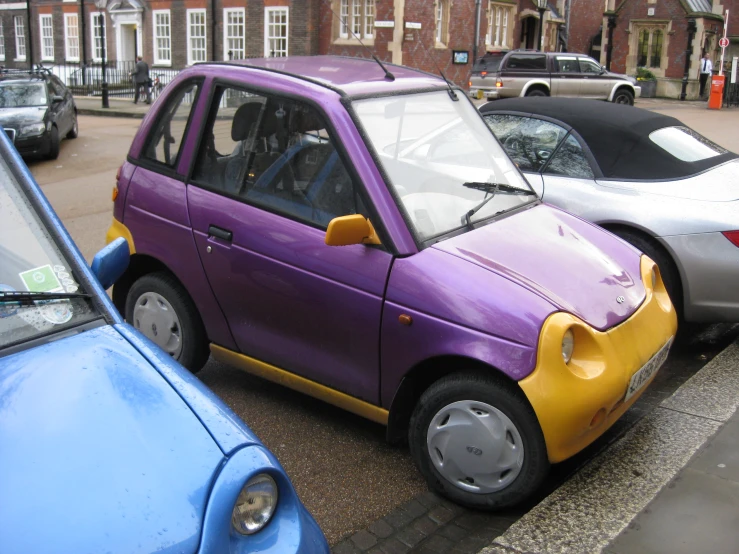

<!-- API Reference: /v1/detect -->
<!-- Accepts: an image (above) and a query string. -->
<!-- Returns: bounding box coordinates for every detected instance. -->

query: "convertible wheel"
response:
[125,271,209,372]
[612,89,634,106]
[613,229,682,317]
[67,111,79,139]
[409,372,549,509]
[47,126,60,160]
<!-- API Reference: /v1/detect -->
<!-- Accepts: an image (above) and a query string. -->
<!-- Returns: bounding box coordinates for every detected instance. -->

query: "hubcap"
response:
[426,400,524,494]
[132,292,183,358]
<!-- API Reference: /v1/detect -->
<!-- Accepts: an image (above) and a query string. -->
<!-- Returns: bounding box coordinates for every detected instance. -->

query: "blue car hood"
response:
[0,325,223,554]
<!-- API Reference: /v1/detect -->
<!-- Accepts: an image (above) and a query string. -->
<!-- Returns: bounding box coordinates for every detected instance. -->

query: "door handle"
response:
[208,225,233,242]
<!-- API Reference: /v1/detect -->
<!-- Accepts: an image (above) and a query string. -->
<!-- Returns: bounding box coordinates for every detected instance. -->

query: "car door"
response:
[577,57,611,99]
[44,80,65,133]
[186,83,392,404]
[50,76,74,135]
[551,55,581,97]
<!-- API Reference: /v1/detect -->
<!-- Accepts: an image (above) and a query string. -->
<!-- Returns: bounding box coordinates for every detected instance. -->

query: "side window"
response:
[484,114,567,172]
[544,134,595,179]
[555,57,579,73]
[143,81,199,169]
[505,54,546,71]
[193,85,359,229]
[578,58,602,74]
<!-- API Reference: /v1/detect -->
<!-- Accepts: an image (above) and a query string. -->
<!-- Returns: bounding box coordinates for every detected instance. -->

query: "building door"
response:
[120,24,137,61]
[521,17,538,50]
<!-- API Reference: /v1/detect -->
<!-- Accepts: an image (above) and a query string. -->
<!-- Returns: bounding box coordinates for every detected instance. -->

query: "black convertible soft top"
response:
[479,97,737,180]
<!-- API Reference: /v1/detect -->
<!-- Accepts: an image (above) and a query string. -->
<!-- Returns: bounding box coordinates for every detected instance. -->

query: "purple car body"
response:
[107,56,677,509]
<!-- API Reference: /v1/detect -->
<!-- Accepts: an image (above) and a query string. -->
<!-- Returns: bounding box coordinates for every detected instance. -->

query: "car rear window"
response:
[473,53,506,73]
[649,126,727,162]
[505,54,547,71]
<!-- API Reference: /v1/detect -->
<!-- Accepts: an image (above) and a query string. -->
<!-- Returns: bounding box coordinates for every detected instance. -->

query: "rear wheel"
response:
[612,88,634,105]
[525,89,548,97]
[125,271,209,372]
[409,371,549,509]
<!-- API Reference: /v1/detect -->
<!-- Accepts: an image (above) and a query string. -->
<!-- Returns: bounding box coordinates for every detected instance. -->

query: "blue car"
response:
[0,130,328,553]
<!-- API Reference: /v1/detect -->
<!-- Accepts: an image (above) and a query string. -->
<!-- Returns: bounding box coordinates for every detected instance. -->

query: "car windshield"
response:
[0,82,47,108]
[354,90,535,242]
[0,153,99,350]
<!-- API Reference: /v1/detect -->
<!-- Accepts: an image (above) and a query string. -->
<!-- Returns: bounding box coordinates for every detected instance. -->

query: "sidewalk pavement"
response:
[74,95,152,119]
[480,338,739,554]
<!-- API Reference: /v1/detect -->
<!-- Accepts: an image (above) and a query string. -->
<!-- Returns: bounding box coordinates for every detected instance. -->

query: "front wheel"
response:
[67,111,79,139]
[47,126,60,160]
[612,89,634,105]
[409,372,549,509]
[125,271,209,372]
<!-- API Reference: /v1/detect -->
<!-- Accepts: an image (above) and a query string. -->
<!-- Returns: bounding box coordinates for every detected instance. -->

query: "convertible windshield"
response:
[0,82,47,108]
[354,91,535,241]
[0,153,98,350]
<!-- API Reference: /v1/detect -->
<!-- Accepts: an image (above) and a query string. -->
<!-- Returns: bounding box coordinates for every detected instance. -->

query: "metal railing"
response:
[723,81,739,108]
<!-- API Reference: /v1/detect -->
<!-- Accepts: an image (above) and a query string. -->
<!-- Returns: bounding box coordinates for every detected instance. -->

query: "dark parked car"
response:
[0,67,78,160]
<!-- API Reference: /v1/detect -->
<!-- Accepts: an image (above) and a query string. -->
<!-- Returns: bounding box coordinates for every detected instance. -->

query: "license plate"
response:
[624,337,673,402]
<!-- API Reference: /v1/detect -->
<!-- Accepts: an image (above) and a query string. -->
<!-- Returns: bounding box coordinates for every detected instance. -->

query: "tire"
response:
[125,271,209,372]
[67,111,78,139]
[612,88,634,105]
[47,126,60,160]
[409,371,549,509]
[612,229,682,316]
[525,89,548,97]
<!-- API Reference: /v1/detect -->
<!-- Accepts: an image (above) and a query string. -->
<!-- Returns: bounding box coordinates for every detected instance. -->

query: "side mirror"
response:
[600,66,608,74]
[91,237,130,289]
[325,215,382,247]
[51,95,64,103]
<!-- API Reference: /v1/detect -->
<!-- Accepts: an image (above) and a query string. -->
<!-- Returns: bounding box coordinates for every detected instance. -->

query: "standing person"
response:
[130,56,151,105]
[699,53,713,99]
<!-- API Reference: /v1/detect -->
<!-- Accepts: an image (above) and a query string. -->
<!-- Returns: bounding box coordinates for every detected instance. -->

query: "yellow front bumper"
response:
[519,256,678,463]
[106,217,136,254]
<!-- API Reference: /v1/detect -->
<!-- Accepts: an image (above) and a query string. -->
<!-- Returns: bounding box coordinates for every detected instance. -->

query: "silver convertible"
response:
[480,97,738,323]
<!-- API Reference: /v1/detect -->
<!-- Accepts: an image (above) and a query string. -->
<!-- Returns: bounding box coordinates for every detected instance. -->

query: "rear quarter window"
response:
[649,126,727,162]
[504,54,547,71]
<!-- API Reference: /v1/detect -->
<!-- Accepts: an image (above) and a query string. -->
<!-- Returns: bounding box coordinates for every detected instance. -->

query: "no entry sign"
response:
[719,37,730,48]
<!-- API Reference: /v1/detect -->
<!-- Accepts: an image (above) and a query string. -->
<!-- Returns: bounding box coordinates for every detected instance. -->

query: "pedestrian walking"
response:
[130,56,151,105]
[699,53,713,99]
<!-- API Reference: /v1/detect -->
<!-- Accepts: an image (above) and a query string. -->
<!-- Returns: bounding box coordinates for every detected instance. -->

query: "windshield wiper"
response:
[462,182,536,229]
[0,291,90,306]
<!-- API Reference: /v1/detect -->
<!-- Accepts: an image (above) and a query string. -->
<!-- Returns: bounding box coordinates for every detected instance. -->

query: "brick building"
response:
[0,0,570,87]
[569,0,737,99]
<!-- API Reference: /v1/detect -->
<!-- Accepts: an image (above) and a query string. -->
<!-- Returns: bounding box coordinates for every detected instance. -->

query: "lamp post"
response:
[536,0,548,52]
[680,18,697,100]
[94,0,109,108]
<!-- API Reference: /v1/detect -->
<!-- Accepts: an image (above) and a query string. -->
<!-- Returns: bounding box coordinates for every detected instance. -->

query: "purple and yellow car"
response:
[106,56,677,509]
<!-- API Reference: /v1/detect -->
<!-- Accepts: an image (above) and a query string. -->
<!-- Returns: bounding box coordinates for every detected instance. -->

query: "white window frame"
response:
[264,7,289,58]
[39,14,54,61]
[64,13,79,62]
[186,9,207,66]
[0,21,5,61]
[364,0,375,39]
[487,3,511,48]
[435,1,447,45]
[152,9,171,66]
[14,15,26,61]
[90,12,105,62]
[336,0,374,40]
[223,8,245,60]
[339,0,349,38]
[351,0,361,36]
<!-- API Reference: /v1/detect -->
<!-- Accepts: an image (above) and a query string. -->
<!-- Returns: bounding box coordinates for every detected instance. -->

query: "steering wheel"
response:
[503,135,537,168]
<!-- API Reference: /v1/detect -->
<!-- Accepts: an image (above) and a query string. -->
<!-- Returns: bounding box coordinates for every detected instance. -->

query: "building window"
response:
[224,8,245,60]
[153,10,171,65]
[435,0,449,46]
[91,12,105,62]
[40,14,54,61]
[487,3,512,48]
[265,7,288,57]
[64,13,79,61]
[187,9,207,65]
[14,15,26,61]
[0,22,5,61]
[637,27,663,68]
[337,0,374,40]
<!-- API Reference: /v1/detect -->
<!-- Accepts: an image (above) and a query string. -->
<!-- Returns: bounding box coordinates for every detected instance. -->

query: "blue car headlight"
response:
[19,123,46,137]
[231,473,278,535]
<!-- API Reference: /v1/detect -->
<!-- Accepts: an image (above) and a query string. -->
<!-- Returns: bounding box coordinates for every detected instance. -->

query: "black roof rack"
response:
[0,64,52,76]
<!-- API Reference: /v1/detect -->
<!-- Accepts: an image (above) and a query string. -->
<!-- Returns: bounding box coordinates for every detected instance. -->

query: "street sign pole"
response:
[719,10,729,76]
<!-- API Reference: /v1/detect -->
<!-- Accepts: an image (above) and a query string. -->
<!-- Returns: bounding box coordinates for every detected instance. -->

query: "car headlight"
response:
[231,473,278,535]
[19,123,46,137]
[562,329,574,364]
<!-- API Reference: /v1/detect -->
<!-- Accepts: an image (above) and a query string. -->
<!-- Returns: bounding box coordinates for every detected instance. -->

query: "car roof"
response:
[199,55,449,97]
[480,97,737,179]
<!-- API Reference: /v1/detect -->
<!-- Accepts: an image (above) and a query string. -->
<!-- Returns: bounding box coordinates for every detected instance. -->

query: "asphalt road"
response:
[27,105,739,544]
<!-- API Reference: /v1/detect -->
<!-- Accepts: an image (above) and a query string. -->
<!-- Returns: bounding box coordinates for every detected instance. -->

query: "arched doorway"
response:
[520,16,539,50]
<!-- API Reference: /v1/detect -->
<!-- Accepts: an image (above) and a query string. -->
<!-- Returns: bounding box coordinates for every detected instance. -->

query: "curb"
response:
[479,338,739,554]
[77,108,147,119]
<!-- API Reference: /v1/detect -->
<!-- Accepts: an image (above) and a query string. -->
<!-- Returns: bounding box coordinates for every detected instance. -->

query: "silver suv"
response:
[469,51,640,105]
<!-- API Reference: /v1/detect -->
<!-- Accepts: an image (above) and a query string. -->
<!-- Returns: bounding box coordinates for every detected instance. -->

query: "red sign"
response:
[719,37,730,48]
